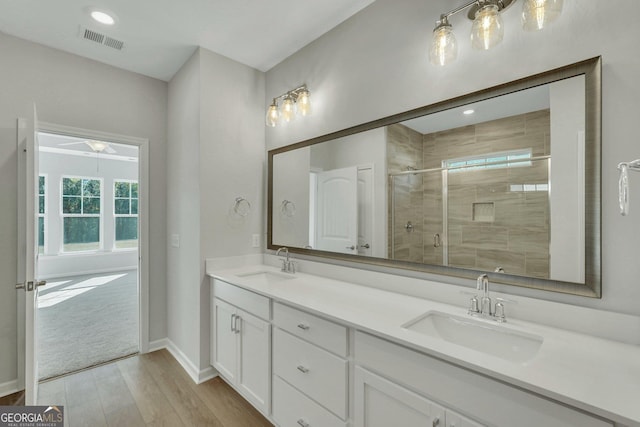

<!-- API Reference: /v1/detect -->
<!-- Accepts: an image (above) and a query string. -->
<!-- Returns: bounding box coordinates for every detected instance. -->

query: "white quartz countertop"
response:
[209,265,640,426]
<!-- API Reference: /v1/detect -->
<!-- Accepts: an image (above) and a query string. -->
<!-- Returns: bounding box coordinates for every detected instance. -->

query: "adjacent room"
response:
[36,133,140,379]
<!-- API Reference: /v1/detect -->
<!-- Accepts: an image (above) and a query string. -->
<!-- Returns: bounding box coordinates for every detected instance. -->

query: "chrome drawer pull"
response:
[297,419,309,427]
[432,417,440,427]
[296,365,309,373]
[230,314,236,332]
[297,323,310,330]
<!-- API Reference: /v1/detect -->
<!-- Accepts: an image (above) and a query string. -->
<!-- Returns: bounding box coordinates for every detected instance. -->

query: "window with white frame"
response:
[114,180,138,249]
[61,177,101,252]
[38,175,45,254]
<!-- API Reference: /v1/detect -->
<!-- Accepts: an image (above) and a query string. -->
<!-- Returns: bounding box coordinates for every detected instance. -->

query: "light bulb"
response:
[280,95,296,123]
[522,0,563,31]
[429,20,457,66]
[91,11,115,25]
[296,89,311,116]
[86,140,109,153]
[265,100,279,127]
[470,4,504,50]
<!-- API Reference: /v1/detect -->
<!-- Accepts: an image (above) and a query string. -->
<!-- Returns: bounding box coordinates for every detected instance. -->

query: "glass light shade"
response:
[429,24,458,66]
[522,0,563,31]
[86,140,109,152]
[296,89,312,116]
[265,103,279,127]
[280,96,296,123]
[470,4,504,50]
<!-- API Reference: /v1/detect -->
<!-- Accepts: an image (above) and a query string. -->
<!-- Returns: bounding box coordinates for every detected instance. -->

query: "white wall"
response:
[167,51,202,370]
[549,77,586,283]
[265,0,640,315]
[272,147,311,248]
[167,47,265,372]
[0,32,168,387]
[38,151,138,278]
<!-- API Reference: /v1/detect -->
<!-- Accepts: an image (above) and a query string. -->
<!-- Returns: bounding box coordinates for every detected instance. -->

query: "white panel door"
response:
[237,308,270,415]
[17,107,45,405]
[354,366,445,427]
[315,166,358,254]
[357,167,373,256]
[212,298,237,383]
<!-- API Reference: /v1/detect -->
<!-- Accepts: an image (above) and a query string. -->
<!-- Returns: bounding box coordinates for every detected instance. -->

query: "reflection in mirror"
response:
[268,58,600,296]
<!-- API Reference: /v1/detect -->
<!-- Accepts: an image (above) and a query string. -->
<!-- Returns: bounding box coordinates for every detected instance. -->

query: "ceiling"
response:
[402,85,551,135]
[0,0,375,81]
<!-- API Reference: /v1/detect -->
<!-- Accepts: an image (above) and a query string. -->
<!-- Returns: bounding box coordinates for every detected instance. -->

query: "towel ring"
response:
[281,200,296,217]
[234,197,251,217]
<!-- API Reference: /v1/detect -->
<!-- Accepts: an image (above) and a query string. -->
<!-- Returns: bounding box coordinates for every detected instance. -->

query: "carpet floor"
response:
[37,269,139,380]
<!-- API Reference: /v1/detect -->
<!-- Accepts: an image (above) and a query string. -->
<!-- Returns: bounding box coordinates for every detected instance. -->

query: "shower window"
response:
[61,177,102,252]
[445,149,532,172]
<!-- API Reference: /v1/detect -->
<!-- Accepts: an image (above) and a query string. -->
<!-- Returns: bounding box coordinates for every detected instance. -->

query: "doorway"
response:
[34,125,148,380]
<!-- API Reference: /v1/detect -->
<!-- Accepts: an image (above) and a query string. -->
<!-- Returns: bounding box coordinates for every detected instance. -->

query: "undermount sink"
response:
[402,311,543,363]
[236,270,295,285]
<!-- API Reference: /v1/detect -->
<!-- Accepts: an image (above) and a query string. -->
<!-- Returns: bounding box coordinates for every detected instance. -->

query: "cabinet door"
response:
[237,308,271,415]
[354,366,444,427]
[212,298,238,382]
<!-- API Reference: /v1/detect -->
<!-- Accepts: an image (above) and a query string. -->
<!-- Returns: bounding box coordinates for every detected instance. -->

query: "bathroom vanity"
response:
[209,263,640,427]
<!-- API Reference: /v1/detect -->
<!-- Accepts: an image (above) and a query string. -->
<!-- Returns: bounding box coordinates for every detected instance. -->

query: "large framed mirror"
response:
[268,57,601,297]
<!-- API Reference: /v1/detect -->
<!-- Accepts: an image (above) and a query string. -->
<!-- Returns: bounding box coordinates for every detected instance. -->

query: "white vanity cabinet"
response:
[272,302,349,427]
[354,331,613,427]
[211,279,271,415]
[354,367,481,427]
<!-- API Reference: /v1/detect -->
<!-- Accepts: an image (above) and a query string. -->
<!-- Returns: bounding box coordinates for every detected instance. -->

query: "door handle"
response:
[433,233,441,248]
[234,315,240,334]
[297,419,309,427]
[231,314,236,332]
[296,365,309,373]
[16,280,46,291]
[346,245,355,250]
[360,243,370,249]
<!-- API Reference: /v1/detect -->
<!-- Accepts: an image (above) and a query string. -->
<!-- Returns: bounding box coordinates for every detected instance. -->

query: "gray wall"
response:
[265,0,640,314]
[0,32,168,386]
[167,47,265,371]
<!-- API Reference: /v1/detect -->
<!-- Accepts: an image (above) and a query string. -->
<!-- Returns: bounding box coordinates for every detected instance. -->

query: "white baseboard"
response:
[147,338,169,353]
[198,366,217,384]
[0,379,19,398]
[165,339,202,384]
[146,338,217,384]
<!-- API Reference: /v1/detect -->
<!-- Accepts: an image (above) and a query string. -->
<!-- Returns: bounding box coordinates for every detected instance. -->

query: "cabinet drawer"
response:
[273,376,346,427]
[273,302,347,357]
[213,279,270,320]
[273,328,348,420]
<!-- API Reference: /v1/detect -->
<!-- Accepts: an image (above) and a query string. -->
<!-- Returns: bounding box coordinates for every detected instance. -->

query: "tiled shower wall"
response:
[388,109,551,279]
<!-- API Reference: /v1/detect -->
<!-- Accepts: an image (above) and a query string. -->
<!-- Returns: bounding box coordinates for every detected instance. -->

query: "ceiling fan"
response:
[58,139,117,154]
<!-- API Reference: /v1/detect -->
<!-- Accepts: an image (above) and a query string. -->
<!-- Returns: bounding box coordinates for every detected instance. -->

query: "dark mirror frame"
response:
[268,57,601,297]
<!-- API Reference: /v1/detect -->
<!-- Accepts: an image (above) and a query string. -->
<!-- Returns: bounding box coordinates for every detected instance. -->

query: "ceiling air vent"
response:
[78,26,125,51]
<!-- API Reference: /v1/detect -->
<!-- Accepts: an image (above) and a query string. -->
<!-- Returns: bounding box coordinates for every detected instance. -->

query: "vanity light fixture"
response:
[429,0,563,66]
[265,84,311,127]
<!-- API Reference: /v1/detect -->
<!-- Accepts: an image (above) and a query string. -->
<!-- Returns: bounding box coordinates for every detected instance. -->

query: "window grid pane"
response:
[62,177,102,251]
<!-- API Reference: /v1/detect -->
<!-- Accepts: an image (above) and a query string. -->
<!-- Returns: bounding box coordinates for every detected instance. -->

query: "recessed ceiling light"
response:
[91,11,115,25]
[463,109,475,115]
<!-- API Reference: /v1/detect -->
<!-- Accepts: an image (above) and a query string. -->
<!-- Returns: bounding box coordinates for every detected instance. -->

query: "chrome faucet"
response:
[276,247,295,274]
[477,274,492,316]
[467,274,514,323]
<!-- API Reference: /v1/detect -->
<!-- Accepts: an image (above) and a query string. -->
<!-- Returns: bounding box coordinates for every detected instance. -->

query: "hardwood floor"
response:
[36,349,273,427]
